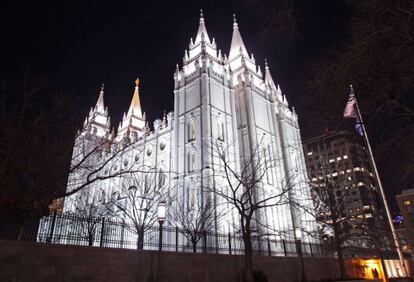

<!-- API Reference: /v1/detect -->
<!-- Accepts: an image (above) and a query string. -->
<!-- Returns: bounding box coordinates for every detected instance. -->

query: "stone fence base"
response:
[0,240,403,282]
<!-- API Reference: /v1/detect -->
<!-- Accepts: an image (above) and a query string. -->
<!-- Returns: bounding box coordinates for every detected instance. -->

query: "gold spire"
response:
[127,78,143,118]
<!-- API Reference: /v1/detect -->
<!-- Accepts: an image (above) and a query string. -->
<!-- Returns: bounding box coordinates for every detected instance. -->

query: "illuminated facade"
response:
[63,12,316,247]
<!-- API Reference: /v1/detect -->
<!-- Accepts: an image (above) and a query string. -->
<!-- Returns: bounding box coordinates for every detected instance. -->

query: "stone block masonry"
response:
[0,240,342,282]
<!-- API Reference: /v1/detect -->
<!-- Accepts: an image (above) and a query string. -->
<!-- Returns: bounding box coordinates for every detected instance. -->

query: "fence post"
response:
[228,233,232,255]
[175,227,179,252]
[215,232,218,254]
[100,217,105,247]
[203,231,207,253]
[310,242,313,257]
[282,239,287,257]
[258,237,261,256]
[120,222,125,249]
[267,238,271,256]
[47,211,57,243]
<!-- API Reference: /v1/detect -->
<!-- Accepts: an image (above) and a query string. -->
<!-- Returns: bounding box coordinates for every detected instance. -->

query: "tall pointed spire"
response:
[264,59,277,90]
[127,78,143,118]
[194,9,210,44]
[95,83,105,112]
[229,14,249,60]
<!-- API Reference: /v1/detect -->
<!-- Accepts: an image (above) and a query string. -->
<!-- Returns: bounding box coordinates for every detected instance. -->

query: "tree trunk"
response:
[192,239,197,253]
[335,236,346,279]
[332,220,345,279]
[88,234,94,246]
[243,233,254,282]
[137,228,144,250]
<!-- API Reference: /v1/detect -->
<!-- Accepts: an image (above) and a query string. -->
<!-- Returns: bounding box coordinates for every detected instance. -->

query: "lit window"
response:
[331,172,338,177]
[307,152,313,156]
[329,159,335,163]
[365,213,372,218]
[187,151,196,172]
[336,157,341,161]
[346,169,352,173]
[188,120,196,141]
[404,200,411,206]
[343,155,348,159]
[357,182,364,186]
[339,171,345,175]
[354,167,361,171]
[217,122,225,141]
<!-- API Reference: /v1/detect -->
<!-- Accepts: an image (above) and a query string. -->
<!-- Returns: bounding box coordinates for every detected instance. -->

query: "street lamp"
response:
[158,201,166,251]
[296,229,307,282]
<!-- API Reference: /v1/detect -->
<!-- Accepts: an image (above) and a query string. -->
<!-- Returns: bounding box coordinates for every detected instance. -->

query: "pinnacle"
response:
[229,14,248,60]
[195,9,210,44]
[127,78,143,118]
[95,83,105,112]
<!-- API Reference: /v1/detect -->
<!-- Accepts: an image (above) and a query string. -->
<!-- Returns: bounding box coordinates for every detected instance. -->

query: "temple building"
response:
[62,11,317,251]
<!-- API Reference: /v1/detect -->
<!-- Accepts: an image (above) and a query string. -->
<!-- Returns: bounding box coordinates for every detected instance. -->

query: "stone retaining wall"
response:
[0,240,344,282]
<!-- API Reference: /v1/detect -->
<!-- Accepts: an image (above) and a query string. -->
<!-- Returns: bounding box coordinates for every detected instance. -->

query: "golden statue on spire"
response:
[135,78,140,87]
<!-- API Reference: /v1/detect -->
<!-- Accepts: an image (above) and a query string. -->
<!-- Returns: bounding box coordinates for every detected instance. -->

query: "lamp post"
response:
[296,229,307,282]
[158,201,166,252]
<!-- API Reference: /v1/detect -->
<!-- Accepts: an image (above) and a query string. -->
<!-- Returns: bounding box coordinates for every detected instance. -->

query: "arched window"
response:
[158,169,166,188]
[188,149,196,172]
[217,121,225,141]
[188,119,196,141]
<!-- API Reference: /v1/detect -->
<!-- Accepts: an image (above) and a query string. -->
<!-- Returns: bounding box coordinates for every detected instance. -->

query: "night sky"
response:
[1,0,347,122]
[9,1,409,208]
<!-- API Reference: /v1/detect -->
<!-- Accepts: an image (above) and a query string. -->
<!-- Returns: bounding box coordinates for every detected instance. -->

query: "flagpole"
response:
[354,98,408,277]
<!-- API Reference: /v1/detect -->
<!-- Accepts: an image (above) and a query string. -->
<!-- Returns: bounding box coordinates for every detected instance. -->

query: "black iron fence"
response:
[0,212,334,258]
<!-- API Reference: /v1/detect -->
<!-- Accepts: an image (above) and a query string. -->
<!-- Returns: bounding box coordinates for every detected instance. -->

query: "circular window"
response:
[160,141,166,151]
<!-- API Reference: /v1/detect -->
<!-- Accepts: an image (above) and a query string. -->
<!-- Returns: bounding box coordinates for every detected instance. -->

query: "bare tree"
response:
[0,67,155,241]
[70,189,111,246]
[110,170,170,250]
[303,157,392,279]
[64,130,149,198]
[0,66,77,238]
[301,0,414,189]
[168,185,216,253]
[206,141,297,282]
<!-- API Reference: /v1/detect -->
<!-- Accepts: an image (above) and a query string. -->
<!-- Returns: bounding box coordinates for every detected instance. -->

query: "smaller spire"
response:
[233,13,238,28]
[200,9,204,22]
[162,110,167,127]
[264,59,277,90]
[95,83,105,112]
[195,9,210,44]
[229,13,249,59]
[127,78,143,118]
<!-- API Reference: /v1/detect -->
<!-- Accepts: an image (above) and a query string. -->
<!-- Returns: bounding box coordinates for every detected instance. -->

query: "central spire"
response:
[229,14,249,60]
[264,59,277,90]
[127,78,143,118]
[194,9,210,44]
[95,83,105,112]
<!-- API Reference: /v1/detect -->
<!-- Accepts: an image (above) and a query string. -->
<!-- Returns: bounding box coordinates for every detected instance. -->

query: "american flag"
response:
[343,85,356,118]
[343,85,364,136]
